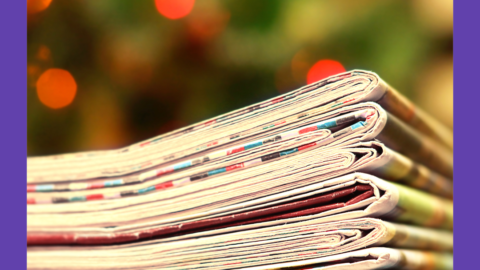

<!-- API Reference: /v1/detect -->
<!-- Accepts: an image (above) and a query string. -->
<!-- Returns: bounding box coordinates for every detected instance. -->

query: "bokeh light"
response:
[291,50,311,84]
[186,2,230,43]
[36,69,77,109]
[155,0,195,20]
[27,0,52,14]
[36,45,51,62]
[306,60,346,84]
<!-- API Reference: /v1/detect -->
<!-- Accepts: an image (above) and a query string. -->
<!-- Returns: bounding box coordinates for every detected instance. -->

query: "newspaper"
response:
[26,71,453,269]
[26,70,452,184]
[27,102,451,207]
[27,218,452,269]
[28,173,452,245]
[244,247,453,270]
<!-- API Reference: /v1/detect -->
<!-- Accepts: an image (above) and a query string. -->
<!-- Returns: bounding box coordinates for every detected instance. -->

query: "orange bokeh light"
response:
[155,0,195,19]
[36,45,51,62]
[27,0,52,14]
[306,60,346,84]
[36,69,77,109]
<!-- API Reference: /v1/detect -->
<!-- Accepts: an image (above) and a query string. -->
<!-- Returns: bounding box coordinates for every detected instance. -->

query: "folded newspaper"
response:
[27,71,453,269]
[28,173,452,245]
[27,70,452,183]
[242,248,453,270]
[28,218,452,269]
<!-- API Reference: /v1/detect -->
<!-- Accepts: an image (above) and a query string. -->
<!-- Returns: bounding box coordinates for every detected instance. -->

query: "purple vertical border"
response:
[454,1,479,269]
[0,1,26,269]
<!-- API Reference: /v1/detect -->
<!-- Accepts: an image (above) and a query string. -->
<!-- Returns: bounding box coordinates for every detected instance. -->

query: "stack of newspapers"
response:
[27,70,453,270]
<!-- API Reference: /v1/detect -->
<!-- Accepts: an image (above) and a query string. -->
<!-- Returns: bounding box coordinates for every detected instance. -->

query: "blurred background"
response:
[27,0,453,156]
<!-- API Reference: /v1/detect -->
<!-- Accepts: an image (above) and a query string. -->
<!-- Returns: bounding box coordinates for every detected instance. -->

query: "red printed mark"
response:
[88,182,105,189]
[156,167,174,176]
[343,98,355,104]
[366,111,375,120]
[27,198,36,204]
[204,119,216,126]
[155,181,174,190]
[271,97,284,104]
[227,146,245,155]
[207,141,218,147]
[226,163,244,171]
[224,262,242,266]
[140,141,151,147]
[299,126,318,134]
[298,142,317,151]
[86,194,104,201]
[275,120,286,126]
[27,185,35,192]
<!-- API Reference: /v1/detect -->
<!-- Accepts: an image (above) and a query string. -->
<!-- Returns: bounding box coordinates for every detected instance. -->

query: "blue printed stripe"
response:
[138,186,156,194]
[104,179,123,187]
[70,196,86,202]
[208,168,227,176]
[152,137,162,143]
[351,121,366,130]
[244,141,263,150]
[317,120,337,129]
[36,185,54,192]
[280,148,298,156]
[174,161,192,170]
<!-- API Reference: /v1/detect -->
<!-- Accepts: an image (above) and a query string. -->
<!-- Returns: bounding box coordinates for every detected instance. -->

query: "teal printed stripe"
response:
[70,196,86,202]
[244,141,263,150]
[104,179,123,187]
[34,141,319,203]
[36,185,54,192]
[208,168,227,176]
[32,110,365,194]
[280,148,298,156]
[317,120,337,129]
[263,125,274,130]
[351,121,366,130]
[173,161,192,170]
[138,186,156,194]
[32,112,369,203]
[151,137,162,143]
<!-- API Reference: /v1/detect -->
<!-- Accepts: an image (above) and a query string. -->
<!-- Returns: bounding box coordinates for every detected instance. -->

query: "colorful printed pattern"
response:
[27,73,367,183]
[30,73,355,162]
[27,120,368,204]
[28,110,373,193]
